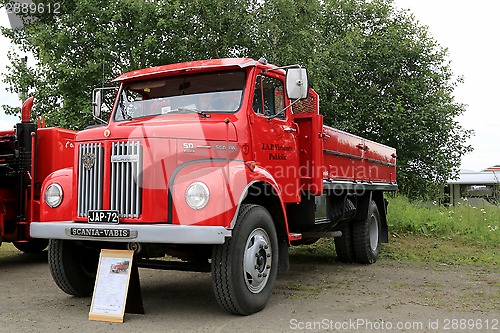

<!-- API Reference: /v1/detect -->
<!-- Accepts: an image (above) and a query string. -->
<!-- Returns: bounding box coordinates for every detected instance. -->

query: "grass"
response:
[290,195,499,267]
[383,195,499,267]
[387,195,500,245]
[0,242,18,258]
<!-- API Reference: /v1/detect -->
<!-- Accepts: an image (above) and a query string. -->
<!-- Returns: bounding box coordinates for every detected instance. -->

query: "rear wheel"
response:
[212,204,278,315]
[334,222,355,263]
[13,239,49,254]
[333,198,356,262]
[48,239,99,296]
[352,200,381,264]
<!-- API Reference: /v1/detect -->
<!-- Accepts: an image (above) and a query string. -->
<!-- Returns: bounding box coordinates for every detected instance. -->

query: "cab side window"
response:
[252,75,285,119]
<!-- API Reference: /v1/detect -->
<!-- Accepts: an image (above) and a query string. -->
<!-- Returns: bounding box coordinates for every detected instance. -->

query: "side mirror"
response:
[286,67,309,100]
[92,90,102,117]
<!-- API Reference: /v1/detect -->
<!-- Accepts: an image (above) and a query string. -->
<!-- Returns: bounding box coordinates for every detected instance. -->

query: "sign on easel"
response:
[89,249,135,323]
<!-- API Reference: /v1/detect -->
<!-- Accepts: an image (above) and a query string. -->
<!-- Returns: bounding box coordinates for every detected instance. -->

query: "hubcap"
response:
[368,214,379,251]
[243,228,272,294]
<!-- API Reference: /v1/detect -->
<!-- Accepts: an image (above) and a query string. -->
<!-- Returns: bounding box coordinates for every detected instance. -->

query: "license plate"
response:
[70,227,131,238]
[88,210,120,224]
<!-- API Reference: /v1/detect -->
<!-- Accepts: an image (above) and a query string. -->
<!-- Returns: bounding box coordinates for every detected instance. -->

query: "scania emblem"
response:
[82,153,96,170]
[104,129,110,137]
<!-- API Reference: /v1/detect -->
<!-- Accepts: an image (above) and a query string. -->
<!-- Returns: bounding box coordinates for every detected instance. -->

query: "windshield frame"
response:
[112,69,247,122]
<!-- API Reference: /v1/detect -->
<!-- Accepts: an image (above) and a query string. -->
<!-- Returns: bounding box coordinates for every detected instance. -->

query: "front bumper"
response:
[30,222,231,244]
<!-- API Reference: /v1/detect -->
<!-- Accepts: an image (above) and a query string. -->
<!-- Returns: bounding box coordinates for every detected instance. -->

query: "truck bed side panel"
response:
[322,126,396,184]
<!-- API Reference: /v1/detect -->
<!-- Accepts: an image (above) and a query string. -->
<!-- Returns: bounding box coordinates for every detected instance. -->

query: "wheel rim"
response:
[368,214,379,251]
[243,228,272,294]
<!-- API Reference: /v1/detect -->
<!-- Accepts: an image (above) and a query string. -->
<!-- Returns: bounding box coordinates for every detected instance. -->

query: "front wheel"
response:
[48,239,100,296]
[212,204,278,315]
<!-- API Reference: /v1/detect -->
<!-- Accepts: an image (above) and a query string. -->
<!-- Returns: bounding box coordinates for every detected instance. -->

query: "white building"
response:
[446,166,500,206]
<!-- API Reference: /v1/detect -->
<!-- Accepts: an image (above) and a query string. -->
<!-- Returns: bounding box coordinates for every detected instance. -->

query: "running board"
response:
[301,231,342,239]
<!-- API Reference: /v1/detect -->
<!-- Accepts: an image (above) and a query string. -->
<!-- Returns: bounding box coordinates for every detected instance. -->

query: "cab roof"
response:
[112,58,271,83]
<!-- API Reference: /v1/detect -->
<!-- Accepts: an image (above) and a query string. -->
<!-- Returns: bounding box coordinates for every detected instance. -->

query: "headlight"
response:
[185,182,209,210]
[45,183,63,208]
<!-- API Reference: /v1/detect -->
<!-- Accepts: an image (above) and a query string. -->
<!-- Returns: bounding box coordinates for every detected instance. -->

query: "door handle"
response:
[283,125,297,133]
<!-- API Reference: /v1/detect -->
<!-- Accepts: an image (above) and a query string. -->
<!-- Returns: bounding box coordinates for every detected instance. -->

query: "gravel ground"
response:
[0,248,498,332]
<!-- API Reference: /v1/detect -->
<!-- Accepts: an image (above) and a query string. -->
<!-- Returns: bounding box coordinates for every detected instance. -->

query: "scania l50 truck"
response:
[31,58,397,315]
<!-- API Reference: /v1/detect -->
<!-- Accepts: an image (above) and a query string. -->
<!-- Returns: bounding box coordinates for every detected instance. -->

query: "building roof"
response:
[448,170,500,185]
[484,165,500,171]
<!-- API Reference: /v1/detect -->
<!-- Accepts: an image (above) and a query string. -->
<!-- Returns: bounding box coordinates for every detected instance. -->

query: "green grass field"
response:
[387,195,499,244]
[290,195,499,267]
[383,195,499,266]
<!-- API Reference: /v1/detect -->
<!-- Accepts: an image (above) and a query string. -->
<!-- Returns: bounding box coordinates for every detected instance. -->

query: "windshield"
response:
[114,70,246,121]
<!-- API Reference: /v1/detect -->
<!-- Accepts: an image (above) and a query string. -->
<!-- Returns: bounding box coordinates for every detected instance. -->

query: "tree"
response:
[1,0,472,198]
[314,0,473,199]
[1,0,254,128]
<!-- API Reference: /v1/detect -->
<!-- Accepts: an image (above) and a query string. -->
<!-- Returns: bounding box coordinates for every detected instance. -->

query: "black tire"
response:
[352,200,381,264]
[13,239,49,253]
[334,222,355,263]
[333,198,356,263]
[48,239,99,296]
[212,204,278,315]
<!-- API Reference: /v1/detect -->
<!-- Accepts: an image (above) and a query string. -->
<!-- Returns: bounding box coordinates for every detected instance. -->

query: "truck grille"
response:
[77,143,104,216]
[77,141,143,218]
[110,141,142,218]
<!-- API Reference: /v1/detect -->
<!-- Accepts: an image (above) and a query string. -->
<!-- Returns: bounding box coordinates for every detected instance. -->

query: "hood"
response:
[76,116,238,142]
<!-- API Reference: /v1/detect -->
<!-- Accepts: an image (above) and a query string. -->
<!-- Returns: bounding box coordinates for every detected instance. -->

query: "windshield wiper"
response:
[171,107,211,118]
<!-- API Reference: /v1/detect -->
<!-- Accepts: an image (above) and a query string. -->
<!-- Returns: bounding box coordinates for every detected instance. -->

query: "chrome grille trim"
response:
[77,143,103,217]
[110,141,142,218]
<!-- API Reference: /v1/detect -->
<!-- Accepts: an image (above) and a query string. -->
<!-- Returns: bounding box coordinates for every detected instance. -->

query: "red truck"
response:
[30,58,397,315]
[0,98,75,253]
[111,261,129,273]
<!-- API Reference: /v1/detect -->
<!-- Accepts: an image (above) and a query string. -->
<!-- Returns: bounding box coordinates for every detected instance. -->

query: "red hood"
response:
[76,116,238,142]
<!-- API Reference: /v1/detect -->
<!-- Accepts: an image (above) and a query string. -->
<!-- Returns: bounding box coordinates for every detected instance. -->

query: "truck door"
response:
[250,73,300,203]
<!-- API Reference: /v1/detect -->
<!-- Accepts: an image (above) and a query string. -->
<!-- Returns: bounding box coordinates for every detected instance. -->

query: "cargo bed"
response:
[322,126,397,190]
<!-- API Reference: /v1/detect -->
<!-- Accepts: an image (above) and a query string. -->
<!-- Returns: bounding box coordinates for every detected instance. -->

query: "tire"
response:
[48,239,100,296]
[333,198,356,263]
[334,222,355,263]
[352,200,381,264]
[13,239,49,253]
[212,204,278,315]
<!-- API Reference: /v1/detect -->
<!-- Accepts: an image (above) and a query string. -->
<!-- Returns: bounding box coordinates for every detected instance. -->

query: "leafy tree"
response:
[1,0,253,128]
[247,0,472,199]
[315,0,473,199]
[1,0,471,198]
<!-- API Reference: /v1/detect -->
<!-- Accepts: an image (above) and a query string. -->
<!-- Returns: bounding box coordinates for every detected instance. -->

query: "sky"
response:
[393,0,500,172]
[1,1,499,171]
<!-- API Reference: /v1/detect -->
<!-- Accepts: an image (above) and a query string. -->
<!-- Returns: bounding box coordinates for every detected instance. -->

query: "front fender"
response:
[39,167,73,222]
[229,165,284,228]
[169,159,284,229]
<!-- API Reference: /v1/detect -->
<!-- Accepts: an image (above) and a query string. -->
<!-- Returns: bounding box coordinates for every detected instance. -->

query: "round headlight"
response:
[45,183,63,208]
[185,182,209,210]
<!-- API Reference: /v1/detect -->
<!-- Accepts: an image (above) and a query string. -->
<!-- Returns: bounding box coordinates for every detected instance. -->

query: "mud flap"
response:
[278,238,289,272]
[354,191,372,222]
